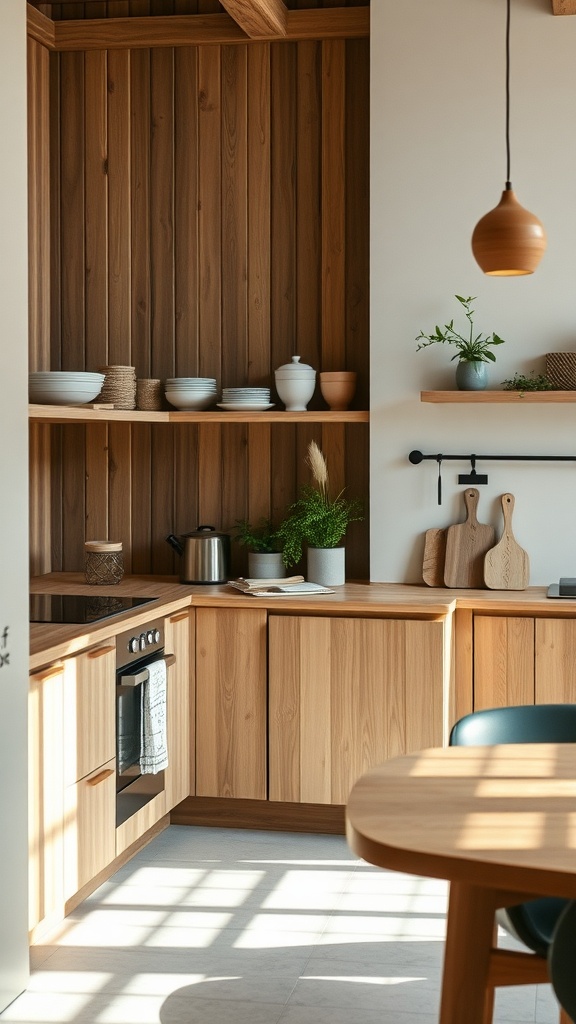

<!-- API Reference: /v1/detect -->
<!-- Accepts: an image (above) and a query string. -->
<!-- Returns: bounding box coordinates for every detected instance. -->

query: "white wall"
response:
[0,0,31,1007]
[371,0,576,585]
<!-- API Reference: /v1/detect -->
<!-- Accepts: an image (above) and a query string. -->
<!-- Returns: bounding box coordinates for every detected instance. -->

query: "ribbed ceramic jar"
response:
[274,355,316,411]
[307,546,345,586]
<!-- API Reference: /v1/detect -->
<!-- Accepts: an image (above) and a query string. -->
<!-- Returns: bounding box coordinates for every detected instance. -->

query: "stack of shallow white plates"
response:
[217,387,274,411]
[29,370,106,406]
[165,377,218,410]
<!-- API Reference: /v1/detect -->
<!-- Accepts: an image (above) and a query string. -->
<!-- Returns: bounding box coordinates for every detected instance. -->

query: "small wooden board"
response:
[422,528,447,587]
[444,488,495,589]
[484,493,530,590]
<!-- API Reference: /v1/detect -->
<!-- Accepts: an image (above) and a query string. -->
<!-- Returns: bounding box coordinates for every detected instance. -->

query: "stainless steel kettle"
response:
[166,525,231,584]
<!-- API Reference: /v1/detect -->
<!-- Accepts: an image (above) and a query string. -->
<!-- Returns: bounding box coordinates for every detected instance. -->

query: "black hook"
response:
[458,455,489,486]
[436,455,443,505]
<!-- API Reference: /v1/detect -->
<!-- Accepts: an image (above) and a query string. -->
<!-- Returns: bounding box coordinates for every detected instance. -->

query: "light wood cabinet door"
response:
[28,663,65,939]
[64,758,116,901]
[535,618,576,704]
[473,615,535,710]
[164,609,193,809]
[196,607,267,799]
[269,615,446,805]
[63,641,116,786]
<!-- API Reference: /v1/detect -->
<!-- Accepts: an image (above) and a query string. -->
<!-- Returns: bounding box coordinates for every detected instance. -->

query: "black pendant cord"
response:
[505,0,511,187]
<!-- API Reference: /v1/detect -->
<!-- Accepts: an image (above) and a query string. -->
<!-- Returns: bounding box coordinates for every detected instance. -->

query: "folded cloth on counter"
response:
[140,658,168,775]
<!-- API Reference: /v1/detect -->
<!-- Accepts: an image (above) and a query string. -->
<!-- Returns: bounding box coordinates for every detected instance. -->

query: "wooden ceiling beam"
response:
[551,0,576,12]
[39,7,368,51]
[219,0,287,38]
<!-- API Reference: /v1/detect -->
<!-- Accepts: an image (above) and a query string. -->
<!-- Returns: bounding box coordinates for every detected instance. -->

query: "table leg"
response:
[439,882,498,1024]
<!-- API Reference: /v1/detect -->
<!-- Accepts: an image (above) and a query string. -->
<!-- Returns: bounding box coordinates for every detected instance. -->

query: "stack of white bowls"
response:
[165,377,217,410]
[217,387,273,411]
[29,370,106,406]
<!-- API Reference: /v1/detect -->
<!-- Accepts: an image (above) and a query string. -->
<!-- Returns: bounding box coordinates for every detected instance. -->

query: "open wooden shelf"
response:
[29,404,370,425]
[421,391,576,404]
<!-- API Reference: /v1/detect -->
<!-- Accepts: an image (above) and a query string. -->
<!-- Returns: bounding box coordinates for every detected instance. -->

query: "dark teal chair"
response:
[450,704,576,1023]
[549,899,576,1022]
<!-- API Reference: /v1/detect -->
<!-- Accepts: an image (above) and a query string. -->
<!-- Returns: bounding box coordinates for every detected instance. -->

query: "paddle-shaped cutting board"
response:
[443,488,495,588]
[422,528,447,587]
[484,493,530,590]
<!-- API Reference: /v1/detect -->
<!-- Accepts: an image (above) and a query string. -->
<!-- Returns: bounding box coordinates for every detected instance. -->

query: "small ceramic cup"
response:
[319,371,357,411]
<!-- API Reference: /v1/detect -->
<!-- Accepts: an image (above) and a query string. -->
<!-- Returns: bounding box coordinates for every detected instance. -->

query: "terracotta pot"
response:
[319,371,357,410]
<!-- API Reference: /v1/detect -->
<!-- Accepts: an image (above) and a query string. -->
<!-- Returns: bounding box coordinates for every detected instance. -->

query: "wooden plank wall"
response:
[28,4,369,581]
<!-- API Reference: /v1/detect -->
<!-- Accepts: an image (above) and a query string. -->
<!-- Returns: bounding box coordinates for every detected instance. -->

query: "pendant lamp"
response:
[471,0,546,276]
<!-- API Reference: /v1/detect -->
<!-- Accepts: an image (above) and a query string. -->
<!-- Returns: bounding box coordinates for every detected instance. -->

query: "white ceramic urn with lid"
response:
[274,355,316,411]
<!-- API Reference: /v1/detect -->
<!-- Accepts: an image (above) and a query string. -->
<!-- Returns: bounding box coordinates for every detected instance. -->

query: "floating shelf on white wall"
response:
[421,391,576,404]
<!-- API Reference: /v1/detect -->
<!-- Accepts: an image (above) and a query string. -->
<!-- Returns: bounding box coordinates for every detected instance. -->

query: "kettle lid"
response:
[182,524,230,539]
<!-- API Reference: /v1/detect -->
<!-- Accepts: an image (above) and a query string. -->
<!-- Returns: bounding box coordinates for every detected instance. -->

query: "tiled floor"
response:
[1,826,562,1024]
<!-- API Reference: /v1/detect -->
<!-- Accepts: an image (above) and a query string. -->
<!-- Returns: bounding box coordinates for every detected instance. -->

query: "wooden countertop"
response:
[29,572,576,670]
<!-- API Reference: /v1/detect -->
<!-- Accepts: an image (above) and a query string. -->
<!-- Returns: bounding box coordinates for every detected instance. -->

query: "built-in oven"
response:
[115,619,175,827]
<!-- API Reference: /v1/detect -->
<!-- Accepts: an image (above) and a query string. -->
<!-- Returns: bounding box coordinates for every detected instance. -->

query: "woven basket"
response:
[546,353,576,390]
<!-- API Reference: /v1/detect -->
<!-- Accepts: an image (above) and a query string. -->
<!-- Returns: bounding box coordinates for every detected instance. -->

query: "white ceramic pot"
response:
[274,355,316,411]
[307,546,345,586]
[248,552,285,579]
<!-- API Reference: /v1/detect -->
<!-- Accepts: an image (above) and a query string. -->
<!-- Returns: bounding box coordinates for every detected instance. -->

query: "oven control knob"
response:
[146,629,155,645]
[153,629,161,644]
[128,636,139,654]
[139,633,147,651]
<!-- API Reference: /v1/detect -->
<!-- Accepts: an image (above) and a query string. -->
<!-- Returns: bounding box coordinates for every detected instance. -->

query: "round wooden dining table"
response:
[346,743,576,1024]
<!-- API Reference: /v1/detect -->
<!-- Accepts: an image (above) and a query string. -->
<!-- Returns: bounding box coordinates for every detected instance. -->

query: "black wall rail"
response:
[408,450,576,504]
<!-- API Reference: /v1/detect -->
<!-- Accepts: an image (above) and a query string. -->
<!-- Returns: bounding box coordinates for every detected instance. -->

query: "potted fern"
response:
[234,517,285,579]
[275,441,363,586]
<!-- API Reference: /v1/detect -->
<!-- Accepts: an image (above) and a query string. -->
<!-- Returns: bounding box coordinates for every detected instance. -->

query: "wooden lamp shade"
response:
[471,184,547,276]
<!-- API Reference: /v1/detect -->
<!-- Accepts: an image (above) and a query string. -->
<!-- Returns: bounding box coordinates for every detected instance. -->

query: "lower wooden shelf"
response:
[29,405,370,424]
[421,391,576,403]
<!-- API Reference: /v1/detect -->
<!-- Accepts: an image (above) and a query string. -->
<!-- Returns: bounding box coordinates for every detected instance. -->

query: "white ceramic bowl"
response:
[164,391,216,410]
[29,384,104,405]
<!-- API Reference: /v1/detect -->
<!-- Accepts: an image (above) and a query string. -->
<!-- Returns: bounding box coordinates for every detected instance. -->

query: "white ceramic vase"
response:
[307,546,345,586]
[248,551,285,579]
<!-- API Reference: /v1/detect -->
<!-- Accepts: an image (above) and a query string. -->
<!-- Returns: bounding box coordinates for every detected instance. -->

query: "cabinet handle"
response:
[87,768,114,787]
[165,653,176,668]
[87,645,116,659]
[169,611,189,623]
[34,664,63,682]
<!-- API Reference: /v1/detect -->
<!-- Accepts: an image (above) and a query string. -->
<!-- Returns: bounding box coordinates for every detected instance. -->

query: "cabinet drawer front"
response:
[63,757,116,900]
[64,643,116,786]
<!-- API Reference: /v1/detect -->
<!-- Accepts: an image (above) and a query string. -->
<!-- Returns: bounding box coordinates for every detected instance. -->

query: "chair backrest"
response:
[449,704,576,747]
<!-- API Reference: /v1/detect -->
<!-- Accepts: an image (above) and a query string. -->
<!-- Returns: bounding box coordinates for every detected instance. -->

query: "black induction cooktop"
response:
[30,593,154,625]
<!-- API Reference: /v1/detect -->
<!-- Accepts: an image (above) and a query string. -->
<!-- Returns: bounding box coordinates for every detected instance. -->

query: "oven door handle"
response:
[118,652,176,688]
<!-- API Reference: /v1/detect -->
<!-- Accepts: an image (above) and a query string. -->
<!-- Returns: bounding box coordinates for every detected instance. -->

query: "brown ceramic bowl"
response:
[319,372,357,411]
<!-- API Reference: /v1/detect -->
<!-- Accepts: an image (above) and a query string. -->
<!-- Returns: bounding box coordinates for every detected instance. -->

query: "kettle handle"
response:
[197,525,216,532]
[165,533,184,556]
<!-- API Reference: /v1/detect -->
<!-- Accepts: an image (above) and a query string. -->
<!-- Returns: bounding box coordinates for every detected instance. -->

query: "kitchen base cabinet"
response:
[28,664,65,941]
[473,615,576,710]
[164,610,193,810]
[196,608,267,799]
[473,616,535,709]
[269,615,446,805]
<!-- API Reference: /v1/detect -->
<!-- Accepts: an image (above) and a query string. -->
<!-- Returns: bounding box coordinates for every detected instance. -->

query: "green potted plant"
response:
[415,294,506,391]
[275,441,363,586]
[234,517,285,579]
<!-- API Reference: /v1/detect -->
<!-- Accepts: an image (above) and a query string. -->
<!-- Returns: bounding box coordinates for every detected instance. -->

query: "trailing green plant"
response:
[501,371,553,392]
[275,441,364,569]
[416,295,506,363]
[233,517,281,554]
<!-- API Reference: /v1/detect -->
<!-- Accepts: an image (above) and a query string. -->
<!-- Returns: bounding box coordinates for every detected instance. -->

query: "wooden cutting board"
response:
[443,488,495,588]
[484,493,530,590]
[422,528,447,587]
